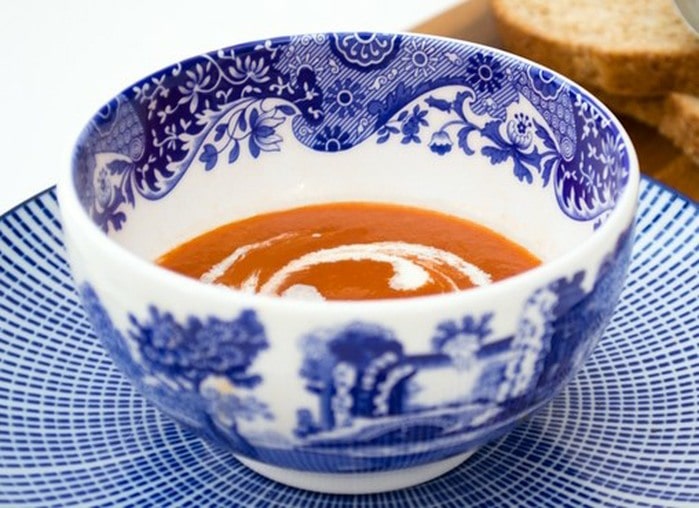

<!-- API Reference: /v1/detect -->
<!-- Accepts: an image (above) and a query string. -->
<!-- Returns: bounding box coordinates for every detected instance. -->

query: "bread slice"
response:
[590,90,699,163]
[593,89,666,127]
[660,93,699,163]
[491,0,699,97]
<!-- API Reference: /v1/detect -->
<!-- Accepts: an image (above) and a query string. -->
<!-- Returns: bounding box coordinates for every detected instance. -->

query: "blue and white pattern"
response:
[68,224,632,475]
[1,179,697,506]
[73,33,629,232]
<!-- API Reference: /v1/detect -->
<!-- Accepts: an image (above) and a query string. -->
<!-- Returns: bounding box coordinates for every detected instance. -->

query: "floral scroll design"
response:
[73,33,630,232]
[371,83,628,223]
[194,98,296,170]
[375,90,561,186]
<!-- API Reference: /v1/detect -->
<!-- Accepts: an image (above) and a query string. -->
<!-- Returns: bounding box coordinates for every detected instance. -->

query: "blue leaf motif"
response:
[425,96,452,112]
[214,124,228,142]
[199,144,218,171]
[457,125,476,155]
[541,156,559,186]
[124,179,135,206]
[249,108,259,126]
[534,120,557,152]
[112,212,127,231]
[517,146,543,183]
[375,125,398,145]
[256,125,275,138]
[454,89,475,108]
[512,156,534,183]
[277,104,296,116]
[228,140,240,164]
[106,160,133,175]
[481,120,508,146]
[249,136,261,159]
[482,146,510,164]
[237,111,248,131]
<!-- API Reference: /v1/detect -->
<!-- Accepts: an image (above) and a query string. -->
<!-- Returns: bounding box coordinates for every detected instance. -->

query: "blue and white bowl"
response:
[57,32,639,494]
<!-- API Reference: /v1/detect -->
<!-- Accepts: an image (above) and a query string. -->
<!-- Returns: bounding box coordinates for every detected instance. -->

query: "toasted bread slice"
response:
[593,89,666,126]
[661,93,699,163]
[491,0,699,97]
[588,90,698,163]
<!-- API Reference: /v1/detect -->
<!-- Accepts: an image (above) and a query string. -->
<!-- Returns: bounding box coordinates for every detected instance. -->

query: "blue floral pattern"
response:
[73,33,630,233]
[465,52,505,93]
[325,78,366,118]
[329,33,401,70]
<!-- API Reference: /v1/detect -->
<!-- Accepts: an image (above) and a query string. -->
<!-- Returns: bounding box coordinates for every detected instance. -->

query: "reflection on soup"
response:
[156,202,540,301]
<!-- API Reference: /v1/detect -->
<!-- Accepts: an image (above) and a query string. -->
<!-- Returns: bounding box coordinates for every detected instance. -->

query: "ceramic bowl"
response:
[57,32,639,494]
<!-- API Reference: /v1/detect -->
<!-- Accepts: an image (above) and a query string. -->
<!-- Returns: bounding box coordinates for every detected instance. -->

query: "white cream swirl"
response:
[261,241,491,294]
[200,238,492,300]
[200,233,492,300]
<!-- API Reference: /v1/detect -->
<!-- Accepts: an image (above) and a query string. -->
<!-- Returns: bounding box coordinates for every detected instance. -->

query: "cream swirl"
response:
[201,237,492,301]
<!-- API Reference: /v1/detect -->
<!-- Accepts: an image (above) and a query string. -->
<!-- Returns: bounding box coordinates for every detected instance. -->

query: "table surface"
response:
[1,0,695,216]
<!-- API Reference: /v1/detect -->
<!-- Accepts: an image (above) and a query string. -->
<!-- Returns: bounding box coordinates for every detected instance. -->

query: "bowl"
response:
[57,32,639,494]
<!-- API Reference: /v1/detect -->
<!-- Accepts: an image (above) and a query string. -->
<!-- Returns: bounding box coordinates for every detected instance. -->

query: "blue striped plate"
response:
[1,178,697,507]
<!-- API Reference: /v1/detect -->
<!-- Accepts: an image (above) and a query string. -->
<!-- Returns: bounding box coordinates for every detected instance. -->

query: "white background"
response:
[0,0,461,214]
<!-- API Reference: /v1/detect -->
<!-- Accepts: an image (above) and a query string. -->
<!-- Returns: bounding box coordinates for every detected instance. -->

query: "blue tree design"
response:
[127,306,272,455]
[432,313,493,370]
[79,283,144,380]
[129,307,268,389]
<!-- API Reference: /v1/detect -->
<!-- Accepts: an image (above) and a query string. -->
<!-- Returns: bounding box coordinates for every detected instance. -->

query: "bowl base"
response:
[234,450,476,494]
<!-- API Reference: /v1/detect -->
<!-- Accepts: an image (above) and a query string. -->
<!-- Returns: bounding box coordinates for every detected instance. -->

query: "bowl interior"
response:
[71,33,635,265]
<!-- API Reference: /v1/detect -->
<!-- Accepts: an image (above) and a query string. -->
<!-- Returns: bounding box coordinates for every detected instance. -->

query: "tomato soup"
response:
[156,202,540,301]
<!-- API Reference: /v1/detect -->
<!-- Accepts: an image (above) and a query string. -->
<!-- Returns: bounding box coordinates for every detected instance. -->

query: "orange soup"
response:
[156,202,540,301]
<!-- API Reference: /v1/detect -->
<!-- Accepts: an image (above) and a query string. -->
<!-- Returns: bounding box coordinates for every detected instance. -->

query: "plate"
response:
[1,178,698,507]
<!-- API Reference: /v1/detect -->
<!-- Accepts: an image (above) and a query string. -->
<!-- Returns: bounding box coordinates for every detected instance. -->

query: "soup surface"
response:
[157,202,540,301]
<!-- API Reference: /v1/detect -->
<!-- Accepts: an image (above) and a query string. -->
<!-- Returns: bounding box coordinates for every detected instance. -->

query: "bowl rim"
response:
[57,32,641,314]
